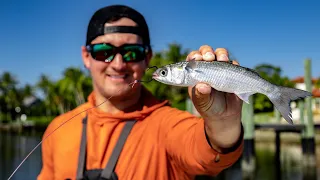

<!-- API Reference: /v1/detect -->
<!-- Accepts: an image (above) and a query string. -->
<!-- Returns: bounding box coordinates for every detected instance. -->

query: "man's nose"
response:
[110,54,127,71]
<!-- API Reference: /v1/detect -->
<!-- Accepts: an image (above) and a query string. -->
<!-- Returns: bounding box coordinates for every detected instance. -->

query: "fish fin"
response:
[185,66,192,73]
[185,60,204,76]
[242,66,264,79]
[235,92,254,104]
[185,68,204,78]
[186,59,197,69]
[268,86,312,125]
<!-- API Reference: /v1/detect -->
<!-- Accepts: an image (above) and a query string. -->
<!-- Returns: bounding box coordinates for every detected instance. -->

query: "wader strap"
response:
[100,120,137,179]
[76,116,88,180]
[76,115,136,180]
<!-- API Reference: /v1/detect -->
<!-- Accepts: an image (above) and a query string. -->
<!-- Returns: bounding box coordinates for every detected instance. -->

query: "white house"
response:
[290,76,320,122]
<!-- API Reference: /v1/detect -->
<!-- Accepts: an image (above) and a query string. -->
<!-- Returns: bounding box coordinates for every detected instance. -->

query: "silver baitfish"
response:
[151,60,312,124]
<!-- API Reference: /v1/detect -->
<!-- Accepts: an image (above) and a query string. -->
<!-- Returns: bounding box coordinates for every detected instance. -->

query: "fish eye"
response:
[160,69,167,77]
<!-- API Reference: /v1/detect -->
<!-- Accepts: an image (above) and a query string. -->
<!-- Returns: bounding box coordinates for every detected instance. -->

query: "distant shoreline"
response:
[0,122,47,134]
[1,122,320,146]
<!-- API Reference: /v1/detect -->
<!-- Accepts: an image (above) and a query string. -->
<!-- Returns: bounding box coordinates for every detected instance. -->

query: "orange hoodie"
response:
[37,87,243,180]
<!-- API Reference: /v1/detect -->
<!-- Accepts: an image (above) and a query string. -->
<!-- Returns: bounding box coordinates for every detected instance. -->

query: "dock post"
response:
[241,96,255,180]
[302,59,316,158]
[302,58,317,179]
[299,100,306,137]
[274,107,281,123]
[274,108,281,179]
[275,130,281,180]
[186,98,194,114]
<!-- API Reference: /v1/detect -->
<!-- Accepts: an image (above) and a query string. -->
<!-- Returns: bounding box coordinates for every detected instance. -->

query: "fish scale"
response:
[152,60,313,125]
[190,61,267,94]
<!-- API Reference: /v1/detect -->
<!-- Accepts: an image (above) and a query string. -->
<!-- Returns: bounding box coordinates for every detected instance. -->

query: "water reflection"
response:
[0,131,43,180]
[0,131,319,180]
[245,143,318,180]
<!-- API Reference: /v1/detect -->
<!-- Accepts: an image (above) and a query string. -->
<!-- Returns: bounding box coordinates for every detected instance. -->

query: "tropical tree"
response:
[16,83,35,116]
[37,74,56,116]
[59,67,92,106]
[0,72,20,121]
[36,67,92,115]
[253,64,295,112]
[142,43,190,110]
[20,84,33,98]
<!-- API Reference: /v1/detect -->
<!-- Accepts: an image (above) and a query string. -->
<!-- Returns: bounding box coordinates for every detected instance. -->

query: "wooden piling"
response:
[186,98,194,114]
[275,130,281,180]
[274,107,281,123]
[304,59,315,138]
[274,102,281,180]
[302,58,316,168]
[299,100,306,138]
[241,96,255,180]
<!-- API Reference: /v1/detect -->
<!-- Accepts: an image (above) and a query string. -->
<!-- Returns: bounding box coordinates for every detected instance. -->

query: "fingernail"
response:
[192,54,202,60]
[203,52,215,60]
[215,48,227,54]
[217,54,229,61]
[197,84,211,94]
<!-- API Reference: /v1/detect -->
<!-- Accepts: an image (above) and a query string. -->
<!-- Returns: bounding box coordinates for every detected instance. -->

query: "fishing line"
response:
[137,66,158,83]
[6,79,143,180]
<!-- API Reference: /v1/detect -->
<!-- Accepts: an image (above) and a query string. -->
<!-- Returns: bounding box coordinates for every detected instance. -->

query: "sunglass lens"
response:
[91,44,114,62]
[89,44,147,62]
[122,45,145,62]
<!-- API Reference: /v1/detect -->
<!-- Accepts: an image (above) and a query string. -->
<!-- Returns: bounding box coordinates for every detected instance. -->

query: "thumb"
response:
[190,83,213,112]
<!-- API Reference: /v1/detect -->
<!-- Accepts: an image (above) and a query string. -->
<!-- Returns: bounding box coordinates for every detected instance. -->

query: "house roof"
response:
[292,76,318,84]
[313,88,320,98]
[291,76,320,97]
[23,96,41,107]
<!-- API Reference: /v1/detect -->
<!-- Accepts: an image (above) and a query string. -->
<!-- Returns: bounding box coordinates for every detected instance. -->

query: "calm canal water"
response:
[1,131,319,180]
[0,131,43,180]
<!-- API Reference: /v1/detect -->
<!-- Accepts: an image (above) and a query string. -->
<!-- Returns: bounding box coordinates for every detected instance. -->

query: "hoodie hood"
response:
[85,86,168,123]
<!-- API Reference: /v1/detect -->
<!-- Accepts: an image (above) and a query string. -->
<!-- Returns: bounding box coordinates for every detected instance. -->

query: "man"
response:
[38,4,244,180]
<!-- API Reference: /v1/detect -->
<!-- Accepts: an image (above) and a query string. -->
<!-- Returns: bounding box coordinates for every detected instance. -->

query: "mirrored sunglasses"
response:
[86,43,150,63]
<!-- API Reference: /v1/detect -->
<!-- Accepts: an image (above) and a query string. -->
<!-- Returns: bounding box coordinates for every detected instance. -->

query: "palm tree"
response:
[18,83,36,116]
[0,72,19,121]
[36,68,93,115]
[142,43,190,110]
[60,67,92,106]
[36,74,56,116]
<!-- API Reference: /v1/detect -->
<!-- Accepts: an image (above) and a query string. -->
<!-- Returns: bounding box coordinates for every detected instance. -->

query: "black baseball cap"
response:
[85,5,151,46]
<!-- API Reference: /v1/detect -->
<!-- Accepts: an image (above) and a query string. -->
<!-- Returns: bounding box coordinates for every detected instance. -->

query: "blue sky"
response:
[1,0,319,87]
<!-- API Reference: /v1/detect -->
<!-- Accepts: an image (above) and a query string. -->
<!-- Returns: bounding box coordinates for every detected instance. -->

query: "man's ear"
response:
[81,46,91,69]
[145,48,153,66]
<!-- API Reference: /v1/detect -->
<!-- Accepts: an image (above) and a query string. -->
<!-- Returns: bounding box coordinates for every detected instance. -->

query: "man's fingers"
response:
[189,83,213,113]
[199,45,215,62]
[232,60,240,66]
[187,46,237,64]
[215,48,229,62]
[195,83,211,95]
[187,50,202,61]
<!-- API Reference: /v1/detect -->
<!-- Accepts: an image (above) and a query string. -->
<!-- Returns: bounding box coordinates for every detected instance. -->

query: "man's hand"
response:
[186,45,243,153]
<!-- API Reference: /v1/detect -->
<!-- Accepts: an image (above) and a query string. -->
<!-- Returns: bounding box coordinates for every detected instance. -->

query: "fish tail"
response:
[267,86,312,124]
